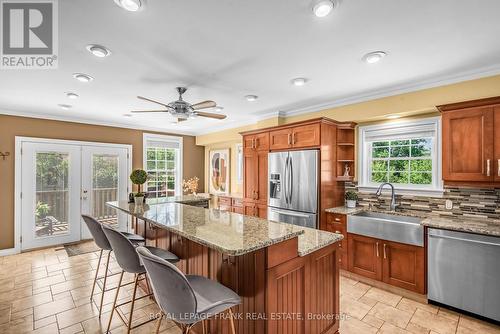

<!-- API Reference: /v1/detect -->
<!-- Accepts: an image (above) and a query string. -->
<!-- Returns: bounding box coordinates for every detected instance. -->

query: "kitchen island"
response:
[107,200,343,334]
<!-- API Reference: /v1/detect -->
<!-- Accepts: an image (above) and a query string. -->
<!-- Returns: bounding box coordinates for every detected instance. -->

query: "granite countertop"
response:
[146,194,211,205]
[421,216,500,237]
[326,206,500,237]
[294,226,343,256]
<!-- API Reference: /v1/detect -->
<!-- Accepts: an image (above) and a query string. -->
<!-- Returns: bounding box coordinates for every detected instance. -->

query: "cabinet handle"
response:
[383,244,387,259]
[287,133,291,145]
[486,159,491,177]
[376,242,379,257]
[498,159,500,177]
[255,138,259,149]
[334,218,341,222]
[293,132,296,145]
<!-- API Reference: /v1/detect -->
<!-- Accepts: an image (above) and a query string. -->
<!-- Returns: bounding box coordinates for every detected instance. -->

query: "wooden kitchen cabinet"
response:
[243,132,269,152]
[382,240,425,294]
[243,141,268,203]
[269,123,320,150]
[218,195,244,213]
[347,233,426,294]
[326,213,347,270]
[243,201,267,218]
[495,107,500,182]
[348,234,382,281]
[438,96,500,184]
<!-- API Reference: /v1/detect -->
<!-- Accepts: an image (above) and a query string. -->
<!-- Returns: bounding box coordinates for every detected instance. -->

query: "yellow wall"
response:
[197,74,500,191]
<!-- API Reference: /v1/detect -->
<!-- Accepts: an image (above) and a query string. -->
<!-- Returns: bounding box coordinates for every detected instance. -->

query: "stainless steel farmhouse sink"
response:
[347,211,424,246]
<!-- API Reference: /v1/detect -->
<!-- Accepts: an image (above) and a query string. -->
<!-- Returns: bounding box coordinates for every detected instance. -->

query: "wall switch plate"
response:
[445,200,453,210]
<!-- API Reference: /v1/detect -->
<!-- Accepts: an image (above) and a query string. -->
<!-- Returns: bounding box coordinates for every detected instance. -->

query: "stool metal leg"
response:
[154,311,163,334]
[126,273,140,334]
[228,307,236,334]
[90,249,103,301]
[98,250,111,318]
[106,270,124,333]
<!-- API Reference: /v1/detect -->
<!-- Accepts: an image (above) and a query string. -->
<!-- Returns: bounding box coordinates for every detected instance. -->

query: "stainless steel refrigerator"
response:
[268,150,318,229]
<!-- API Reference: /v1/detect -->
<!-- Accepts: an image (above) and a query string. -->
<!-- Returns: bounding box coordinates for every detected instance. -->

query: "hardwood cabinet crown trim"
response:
[239,117,356,135]
[437,95,500,112]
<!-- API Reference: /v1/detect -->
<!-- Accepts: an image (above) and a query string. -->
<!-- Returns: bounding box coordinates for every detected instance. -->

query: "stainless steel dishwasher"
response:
[428,228,500,322]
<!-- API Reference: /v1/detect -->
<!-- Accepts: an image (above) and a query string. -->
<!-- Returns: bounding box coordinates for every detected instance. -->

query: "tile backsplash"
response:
[345,182,500,220]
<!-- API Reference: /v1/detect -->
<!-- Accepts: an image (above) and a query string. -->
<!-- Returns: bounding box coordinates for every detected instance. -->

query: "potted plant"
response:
[345,191,358,208]
[130,169,148,204]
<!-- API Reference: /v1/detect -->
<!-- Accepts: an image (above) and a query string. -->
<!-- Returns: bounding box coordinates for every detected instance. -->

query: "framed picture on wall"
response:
[236,144,243,184]
[209,149,230,194]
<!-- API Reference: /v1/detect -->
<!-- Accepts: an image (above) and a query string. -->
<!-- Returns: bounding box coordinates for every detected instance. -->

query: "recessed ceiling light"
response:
[362,51,387,64]
[214,106,224,112]
[291,77,308,86]
[385,114,401,119]
[313,0,334,17]
[72,73,94,83]
[114,0,143,12]
[58,104,72,110]
[123,114,133,117]
[65,92,79,99]
[86,44,111,58]
[245,95,258,102]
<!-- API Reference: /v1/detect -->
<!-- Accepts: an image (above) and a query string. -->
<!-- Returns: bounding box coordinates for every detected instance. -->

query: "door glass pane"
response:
[35,152,69,238]
[92,155,119,228]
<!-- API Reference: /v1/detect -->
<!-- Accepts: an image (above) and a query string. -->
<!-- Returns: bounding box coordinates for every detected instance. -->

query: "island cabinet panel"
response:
[347,234,382,281]
[267,243,340,334]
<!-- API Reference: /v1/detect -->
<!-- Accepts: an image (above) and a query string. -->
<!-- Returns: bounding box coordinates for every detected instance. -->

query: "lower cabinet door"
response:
[347,234,382,281]
[382,240,426,294]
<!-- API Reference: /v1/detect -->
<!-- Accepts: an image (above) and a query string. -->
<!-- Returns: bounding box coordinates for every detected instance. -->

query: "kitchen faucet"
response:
[375,183,398,211]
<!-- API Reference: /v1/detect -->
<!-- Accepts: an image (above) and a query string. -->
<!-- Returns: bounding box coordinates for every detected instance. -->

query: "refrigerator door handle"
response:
[284,155,289,205]
[270,208,311,218]
[289,156,293,204]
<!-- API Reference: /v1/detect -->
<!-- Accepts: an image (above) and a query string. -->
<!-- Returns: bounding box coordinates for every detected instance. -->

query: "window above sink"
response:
[358,117,443,197]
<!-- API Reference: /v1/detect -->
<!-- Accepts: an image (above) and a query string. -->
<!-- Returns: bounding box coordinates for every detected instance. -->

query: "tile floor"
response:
[1,246,499,334]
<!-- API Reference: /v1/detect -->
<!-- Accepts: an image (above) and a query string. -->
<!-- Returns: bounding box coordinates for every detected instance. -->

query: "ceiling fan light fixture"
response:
[114,0,143,12]
[313,0,334,17]
[214,106,224,112]
[86,44,111,58]
[362,51,387,64]
[72,73,94,83]
[245,95,258,102]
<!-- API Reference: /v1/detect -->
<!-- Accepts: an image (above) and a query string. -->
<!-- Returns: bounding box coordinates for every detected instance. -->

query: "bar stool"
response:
[136,246,241,334]
[81,215,145,318]
[102,225,179,334]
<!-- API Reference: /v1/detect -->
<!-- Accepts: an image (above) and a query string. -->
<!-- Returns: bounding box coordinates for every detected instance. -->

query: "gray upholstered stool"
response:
[102,225,179,334]
[81,214,145,318]
[137,246,241,334]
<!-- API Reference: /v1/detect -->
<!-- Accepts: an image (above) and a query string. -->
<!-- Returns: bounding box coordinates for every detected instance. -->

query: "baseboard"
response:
[0,247,20,256]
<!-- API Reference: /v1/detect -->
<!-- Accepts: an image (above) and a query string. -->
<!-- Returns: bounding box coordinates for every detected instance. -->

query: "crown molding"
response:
[0,109,198,136]
[280,64,500,118]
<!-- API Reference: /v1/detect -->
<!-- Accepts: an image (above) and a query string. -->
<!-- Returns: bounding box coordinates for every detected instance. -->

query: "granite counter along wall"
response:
[344,182,500,220]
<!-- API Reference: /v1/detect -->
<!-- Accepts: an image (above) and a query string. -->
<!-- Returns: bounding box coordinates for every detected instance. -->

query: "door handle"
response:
[270,208,311,218]
[376,242,379,257]
[486,159,491,176]
[498,159,500,177]
[287,133,291,146]
[383,244,387,259]
[292,132,296,145]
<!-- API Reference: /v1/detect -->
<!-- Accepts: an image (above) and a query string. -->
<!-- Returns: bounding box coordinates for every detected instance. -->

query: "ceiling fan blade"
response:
[191,100,216,110]
[177,118,187,122]
[137,96,171,108]
[196,111,227,120]
[131,110,169,113]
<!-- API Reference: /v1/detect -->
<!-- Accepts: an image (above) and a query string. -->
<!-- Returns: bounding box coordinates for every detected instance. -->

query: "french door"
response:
[19,139,130,251]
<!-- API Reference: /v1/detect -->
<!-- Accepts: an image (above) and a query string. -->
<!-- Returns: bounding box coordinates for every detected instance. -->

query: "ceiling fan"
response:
[131,87,227,122]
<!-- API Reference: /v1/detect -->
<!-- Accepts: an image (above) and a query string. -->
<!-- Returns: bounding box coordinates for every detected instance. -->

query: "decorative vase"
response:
[346,200,356,208]
[134,196,144,206]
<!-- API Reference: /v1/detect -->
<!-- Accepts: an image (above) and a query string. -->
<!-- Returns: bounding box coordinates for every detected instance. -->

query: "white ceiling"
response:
[1,0,500,135]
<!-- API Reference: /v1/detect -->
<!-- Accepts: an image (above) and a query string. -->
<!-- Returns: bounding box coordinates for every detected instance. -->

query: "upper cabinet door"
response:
[442,106,494,182]
[243,135,256,152]
[495,107,500,181]
[254,132,269,151]
[292,124,321,148]
[269,128,292,150]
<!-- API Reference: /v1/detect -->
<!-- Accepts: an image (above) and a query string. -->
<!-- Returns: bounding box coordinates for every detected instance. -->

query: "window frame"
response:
[358,117,443,196]
[142,133,183,197]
